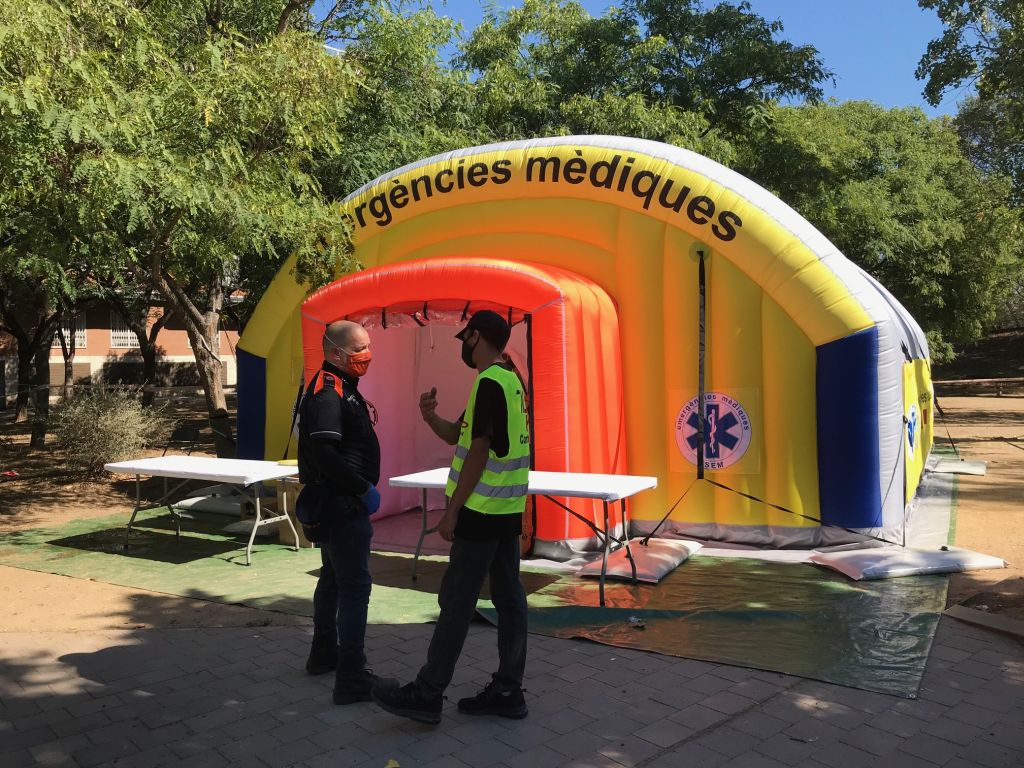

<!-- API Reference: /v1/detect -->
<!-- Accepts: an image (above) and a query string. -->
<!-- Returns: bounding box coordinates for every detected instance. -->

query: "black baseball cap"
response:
[455,309,511,350]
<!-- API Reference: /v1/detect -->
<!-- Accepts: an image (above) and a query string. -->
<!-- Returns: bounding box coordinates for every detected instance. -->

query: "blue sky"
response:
[317,0,967,117]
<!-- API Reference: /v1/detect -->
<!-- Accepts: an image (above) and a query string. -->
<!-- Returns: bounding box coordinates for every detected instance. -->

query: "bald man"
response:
[298,321,384,704]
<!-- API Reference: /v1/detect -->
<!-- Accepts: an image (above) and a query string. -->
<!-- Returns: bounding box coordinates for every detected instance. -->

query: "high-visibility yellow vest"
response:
[446,365,530,515]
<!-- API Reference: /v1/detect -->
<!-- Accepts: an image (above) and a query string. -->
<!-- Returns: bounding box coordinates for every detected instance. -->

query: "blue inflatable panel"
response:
[816,327,882,529]
[236,348,266,460]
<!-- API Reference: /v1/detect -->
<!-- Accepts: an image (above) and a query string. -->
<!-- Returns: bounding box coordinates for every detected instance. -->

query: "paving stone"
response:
[783,717,844,747]
[721,753,789,768]
[668,703,731,732]
[255,735,326,767]
[703,691,756,715]
[501,744,576,768]
[688,674,735,696]
[956,738,1022,768]
[633,717,692,748]
[755,732,822,764]
[836,724,903,757]
[552,662,598,683]
[732,711,791,740]
[539,707,593,735]
[953,659,1005,681]
[595,734,663,767]
[920,716,985,747]
[547,728,614,758]
[495,721,558,751]
[929,645,973,664]
[728,678,786,702]
[867,711,925,739]
[454,736,521,767]
[807,702,871,731]
[896,733,961,765]
[696,725,763,758]
[983,720,1024,751]
[399,731,463,762]
[583,714,649,741]
[70,738,138,768]
[815,742,887,768]
[645,741,728,768]
[6,723,60,751]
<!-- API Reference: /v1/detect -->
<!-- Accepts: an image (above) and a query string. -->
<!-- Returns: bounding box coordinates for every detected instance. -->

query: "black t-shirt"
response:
[454,363,526,541]
[297,362,380,496]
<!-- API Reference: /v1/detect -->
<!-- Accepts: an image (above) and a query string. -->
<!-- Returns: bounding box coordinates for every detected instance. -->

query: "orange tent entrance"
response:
[299,257,626,555]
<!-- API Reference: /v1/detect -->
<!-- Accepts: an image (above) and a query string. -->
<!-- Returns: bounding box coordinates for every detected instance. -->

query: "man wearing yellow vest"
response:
[372,310,531,725]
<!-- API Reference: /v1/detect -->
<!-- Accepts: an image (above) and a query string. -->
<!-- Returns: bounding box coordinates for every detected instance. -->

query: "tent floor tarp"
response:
[3,506,948,697]
[479,556,948,698]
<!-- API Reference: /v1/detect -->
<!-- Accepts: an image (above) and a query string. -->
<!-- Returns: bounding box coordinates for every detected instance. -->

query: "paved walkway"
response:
[2,615,1022,768]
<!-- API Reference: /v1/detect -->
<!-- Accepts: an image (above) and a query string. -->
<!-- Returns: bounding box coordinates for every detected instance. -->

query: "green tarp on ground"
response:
[480,556,947,698]
[1,508,947,697]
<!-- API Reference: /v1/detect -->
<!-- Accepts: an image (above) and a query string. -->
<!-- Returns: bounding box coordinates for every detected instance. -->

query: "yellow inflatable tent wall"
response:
[237,136,934,552]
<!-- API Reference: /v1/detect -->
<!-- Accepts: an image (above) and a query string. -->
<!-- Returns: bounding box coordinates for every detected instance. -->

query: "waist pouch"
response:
[296,482,331,543]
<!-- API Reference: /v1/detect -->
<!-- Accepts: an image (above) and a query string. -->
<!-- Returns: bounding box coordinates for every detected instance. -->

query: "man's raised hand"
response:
[419,386,438,422]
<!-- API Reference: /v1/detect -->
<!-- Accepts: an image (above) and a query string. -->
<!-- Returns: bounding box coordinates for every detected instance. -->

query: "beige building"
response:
[0,303,239,403]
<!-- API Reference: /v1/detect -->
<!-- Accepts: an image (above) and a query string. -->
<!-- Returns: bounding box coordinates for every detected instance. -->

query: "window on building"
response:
[51,313,87,349]
[110,312,141,349]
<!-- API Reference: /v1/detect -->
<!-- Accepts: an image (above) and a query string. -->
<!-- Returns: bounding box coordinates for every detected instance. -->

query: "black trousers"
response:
[311,498,373,679]
[415,534,528,696]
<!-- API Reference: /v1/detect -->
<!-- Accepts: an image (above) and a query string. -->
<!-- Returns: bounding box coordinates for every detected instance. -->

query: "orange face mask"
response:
[343,350,372,377]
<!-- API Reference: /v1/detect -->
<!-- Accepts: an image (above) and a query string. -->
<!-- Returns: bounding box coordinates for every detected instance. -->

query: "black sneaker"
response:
[305,647,336,676]
[333,669,395,705]
[371,681,443,725]
[457,681,528,719]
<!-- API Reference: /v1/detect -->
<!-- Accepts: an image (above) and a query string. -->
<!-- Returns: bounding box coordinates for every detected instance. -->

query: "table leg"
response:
[124,475,143,550]
[622,499,638,584]
[599,500,611,607]
[280,485,300,551]
[165,477,181,539]
[413,488,428,581]
[245,488,261,566]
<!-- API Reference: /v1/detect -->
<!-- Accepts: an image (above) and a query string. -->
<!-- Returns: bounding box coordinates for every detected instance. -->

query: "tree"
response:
[740,102,1021,358]
[917,1,1024,341]
[0,0,126,443]
[460,0,831,141]
[0,275,63,428]
[955,93,1024,205]
[101,282,175,408]
[917,0,1023,107]
[2,1,359,455]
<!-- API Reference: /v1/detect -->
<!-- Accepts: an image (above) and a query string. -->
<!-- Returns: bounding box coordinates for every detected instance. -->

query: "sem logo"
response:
[675,393,752,470]
[907,404,919,452]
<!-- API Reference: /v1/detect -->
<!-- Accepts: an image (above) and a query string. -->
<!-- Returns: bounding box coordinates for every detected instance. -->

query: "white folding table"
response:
[390,468,658,606]
[104,456,301,566]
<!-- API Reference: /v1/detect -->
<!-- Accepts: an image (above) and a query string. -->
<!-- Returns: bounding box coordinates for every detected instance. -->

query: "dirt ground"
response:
[1,382,1022,632]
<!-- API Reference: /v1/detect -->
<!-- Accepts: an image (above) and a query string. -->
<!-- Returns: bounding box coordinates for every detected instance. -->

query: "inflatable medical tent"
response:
[237,136,935,555]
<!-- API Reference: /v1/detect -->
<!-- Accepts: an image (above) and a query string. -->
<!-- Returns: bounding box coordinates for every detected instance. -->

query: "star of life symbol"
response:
[675,393,752,470]
[907,404,919,452]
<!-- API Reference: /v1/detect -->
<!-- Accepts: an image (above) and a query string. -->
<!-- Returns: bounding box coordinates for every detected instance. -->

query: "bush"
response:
[54,389,172,477]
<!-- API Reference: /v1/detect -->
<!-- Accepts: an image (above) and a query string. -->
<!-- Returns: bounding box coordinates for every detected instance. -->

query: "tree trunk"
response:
[14,343,32,423]
[193,341,234,458]
[29,341,52,448]
[146,221,233,456]
[57,322,77,401]
[141,344,158,408]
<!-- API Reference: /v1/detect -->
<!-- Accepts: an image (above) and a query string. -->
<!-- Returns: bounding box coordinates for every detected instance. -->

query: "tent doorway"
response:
[300,257,626,558]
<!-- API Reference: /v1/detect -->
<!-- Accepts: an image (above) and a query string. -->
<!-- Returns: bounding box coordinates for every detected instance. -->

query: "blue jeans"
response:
[415,534,528,696]
[311,496,373,679]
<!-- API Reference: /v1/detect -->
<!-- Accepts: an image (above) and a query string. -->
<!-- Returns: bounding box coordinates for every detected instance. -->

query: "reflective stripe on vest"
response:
[445,365,530,516]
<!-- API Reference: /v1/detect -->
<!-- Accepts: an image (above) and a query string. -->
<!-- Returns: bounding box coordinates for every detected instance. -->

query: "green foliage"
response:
[460,0,830,140]
[916,0,1024,106]
[740,101,1022,351]
[53,388,172,477]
